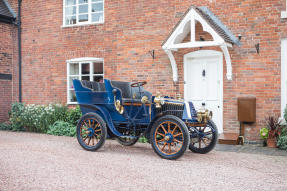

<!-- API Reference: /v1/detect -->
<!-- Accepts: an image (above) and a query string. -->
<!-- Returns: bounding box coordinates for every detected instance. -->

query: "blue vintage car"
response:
[73,79,218,160]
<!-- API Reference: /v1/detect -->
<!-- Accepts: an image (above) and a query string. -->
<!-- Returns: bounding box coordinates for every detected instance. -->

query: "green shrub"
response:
[0,122,12,131]
[277,127,287,151]
[47,121,76,137]
[9,102,26,131]
[66,106,82,125]
[138,136,149,143]
[8,102,81,133]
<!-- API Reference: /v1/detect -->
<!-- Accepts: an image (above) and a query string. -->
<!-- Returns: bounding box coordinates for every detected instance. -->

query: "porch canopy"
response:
[162,6,240,82]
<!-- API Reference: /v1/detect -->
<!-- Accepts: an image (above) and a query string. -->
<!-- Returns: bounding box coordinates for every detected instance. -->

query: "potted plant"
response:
[265,116,281,148]
[260,127,269,146]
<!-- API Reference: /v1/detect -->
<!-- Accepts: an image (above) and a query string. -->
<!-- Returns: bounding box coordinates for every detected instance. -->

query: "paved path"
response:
[215,144,287,157]
[0,131,287,191]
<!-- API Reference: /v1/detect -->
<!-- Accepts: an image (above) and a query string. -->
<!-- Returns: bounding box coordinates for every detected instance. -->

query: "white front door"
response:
[184,50,223,133]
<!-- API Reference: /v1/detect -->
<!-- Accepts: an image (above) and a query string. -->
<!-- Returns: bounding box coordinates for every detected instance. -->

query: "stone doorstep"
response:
[218,133,240,145]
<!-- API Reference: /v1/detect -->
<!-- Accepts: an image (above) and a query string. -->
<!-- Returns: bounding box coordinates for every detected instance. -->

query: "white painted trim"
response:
[61,22,104,28]
[168,41,224,49]
[220,44,232,80]
[185,101,192,119]
[184,50,224,133]
[164,49,178,82]
[162,7,233,82]
[184,50,223,58]
[66,57,104,63]
[282,0,287,18]
[281,39,287,116]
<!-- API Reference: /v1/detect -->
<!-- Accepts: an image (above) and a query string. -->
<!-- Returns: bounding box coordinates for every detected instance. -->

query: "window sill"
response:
[61,22,104,28]
[281,11,287,19]
[67,102,78,105]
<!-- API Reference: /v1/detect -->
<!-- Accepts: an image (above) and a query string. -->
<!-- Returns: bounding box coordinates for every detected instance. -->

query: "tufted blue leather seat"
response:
[81,80,106,92]
[111,80,151,103]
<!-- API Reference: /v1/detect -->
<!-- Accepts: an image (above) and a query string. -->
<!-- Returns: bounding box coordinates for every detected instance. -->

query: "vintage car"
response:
[73,79,218,160]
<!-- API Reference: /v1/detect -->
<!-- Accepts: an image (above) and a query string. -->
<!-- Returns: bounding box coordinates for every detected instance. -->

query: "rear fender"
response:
[79,104,123,137]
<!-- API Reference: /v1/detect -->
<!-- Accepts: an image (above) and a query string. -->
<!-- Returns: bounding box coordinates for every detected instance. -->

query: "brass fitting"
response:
[154,92,164,108]
[114,99,124,114]
[197,110,212,124]
[141,96,149,104]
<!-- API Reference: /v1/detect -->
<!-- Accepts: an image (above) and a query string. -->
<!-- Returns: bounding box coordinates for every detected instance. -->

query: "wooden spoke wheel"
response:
[76,113,107,151]
[151,115,190,160]
[188,120,218,154]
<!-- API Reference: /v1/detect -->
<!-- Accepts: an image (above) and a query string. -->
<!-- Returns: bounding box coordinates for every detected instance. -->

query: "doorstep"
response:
[218,133,240,145]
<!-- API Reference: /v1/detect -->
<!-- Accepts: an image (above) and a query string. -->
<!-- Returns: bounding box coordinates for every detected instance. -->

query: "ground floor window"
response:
[67,58,104,104]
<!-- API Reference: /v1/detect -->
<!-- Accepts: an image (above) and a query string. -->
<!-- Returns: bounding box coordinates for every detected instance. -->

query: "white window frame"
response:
[66,57,104,104]
[282,39,287,118]
[282,0,287,18]
[62,0,105,27]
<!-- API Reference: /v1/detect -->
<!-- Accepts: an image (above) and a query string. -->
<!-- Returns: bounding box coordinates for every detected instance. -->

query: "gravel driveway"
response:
[0,131,287,191]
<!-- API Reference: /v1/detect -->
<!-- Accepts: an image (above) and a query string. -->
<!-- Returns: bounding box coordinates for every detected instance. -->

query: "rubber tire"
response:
[116,137,139,146]
[189,120,218,154]
[150,115,190,160]
[76,112,107,151]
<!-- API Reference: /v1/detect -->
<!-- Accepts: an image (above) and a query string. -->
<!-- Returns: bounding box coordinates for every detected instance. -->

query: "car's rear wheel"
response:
[76,113,107,151]
[150,115,190,160]
[188,120,218,154]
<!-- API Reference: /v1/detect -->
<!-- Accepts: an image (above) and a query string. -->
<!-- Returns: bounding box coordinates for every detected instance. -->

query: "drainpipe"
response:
[18,0,22,102]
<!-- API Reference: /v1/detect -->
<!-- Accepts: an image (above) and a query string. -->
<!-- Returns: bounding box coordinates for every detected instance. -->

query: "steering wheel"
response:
[130,81,147,88]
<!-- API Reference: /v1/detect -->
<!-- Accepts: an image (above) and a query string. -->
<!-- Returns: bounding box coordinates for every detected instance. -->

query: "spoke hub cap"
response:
[164,133,173,143]
[87,127,95,137]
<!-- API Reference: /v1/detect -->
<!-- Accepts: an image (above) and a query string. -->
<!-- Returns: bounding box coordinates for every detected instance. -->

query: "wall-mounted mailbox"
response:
[238,97,256,123]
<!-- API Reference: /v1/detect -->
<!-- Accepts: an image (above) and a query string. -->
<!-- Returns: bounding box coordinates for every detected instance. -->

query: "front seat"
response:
[111,81,146,103]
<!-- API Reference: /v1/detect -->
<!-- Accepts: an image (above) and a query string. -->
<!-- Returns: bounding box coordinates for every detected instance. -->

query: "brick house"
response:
[1,0,287,142]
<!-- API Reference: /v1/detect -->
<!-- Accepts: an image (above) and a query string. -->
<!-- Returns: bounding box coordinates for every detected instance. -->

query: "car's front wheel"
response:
[150,115,190,160]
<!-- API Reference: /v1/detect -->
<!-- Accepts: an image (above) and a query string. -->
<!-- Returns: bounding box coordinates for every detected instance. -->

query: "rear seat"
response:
[81,80,106,92]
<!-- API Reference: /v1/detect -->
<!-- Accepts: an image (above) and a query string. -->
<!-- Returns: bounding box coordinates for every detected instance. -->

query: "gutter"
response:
[17,0,22,102]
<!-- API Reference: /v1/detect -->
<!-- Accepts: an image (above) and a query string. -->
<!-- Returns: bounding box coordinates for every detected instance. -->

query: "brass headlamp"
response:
[197,110,212,124]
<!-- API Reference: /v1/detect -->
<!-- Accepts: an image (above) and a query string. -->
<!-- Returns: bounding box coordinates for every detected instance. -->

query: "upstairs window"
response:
[64,0,104,26]
[67,58,104,104]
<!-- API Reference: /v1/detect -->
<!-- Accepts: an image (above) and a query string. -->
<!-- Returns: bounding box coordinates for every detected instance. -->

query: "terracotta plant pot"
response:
[267,138,277,148]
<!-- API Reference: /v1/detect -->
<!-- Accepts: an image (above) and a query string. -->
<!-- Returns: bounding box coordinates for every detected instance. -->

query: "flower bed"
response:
[0,102,81,137]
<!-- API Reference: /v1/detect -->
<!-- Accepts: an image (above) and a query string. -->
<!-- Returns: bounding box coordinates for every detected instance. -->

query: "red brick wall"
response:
[0,22,15,122]
[11,0,287,140]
